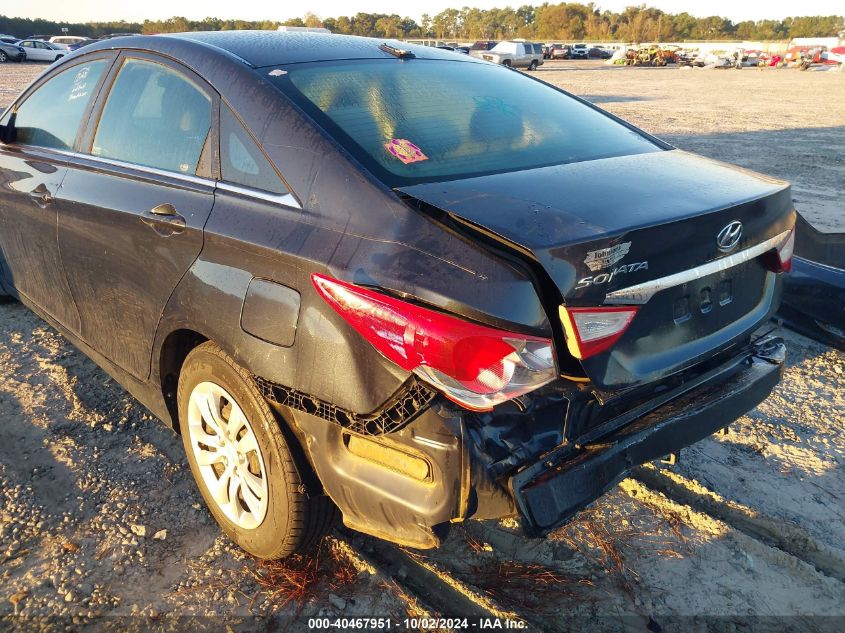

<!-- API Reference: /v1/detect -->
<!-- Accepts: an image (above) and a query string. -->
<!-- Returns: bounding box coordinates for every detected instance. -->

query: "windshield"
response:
[273,58,660,187]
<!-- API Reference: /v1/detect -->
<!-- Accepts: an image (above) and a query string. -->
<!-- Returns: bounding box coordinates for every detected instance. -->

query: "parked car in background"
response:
[436,44,469,55]
[16,39,66,62]
[588,46,612,59]
[469,40,497,53]
[98,33,138,40]
[571,43,589,58]
[68,39,97,52]
[49,35,89,50]
[0,41,26,62]
[0,37,21,45]
[0,32,794,560]
[471,40,543,69]
[550,44,571,59]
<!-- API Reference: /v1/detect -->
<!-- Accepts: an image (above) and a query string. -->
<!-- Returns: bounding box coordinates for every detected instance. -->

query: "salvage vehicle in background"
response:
[571,43,589,58]
[471,40,543,69]
[0,32,793,558]
[17,39,66,62]
[0,41,26,62]
[469,40,497,53]
[49,35,89,50]
[550,44,571,59]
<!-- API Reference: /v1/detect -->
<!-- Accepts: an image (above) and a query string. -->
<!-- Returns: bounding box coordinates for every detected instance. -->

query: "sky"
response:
[9,0,845,24]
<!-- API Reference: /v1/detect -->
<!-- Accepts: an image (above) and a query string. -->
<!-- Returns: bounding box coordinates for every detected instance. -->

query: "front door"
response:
[57,55,217,380]
[0,58,112,331]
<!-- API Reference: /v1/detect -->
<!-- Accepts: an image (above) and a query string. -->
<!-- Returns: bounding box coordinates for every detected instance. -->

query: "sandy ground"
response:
[0,59,844,630]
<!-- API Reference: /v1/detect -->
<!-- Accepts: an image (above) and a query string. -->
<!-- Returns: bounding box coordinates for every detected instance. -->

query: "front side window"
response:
[220,105,288,195]
[12,59,108,150]
[92,59,211,174]
[276,59,659,187]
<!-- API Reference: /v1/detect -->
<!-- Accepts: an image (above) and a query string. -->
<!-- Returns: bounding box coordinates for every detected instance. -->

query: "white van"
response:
[48,36,88,50]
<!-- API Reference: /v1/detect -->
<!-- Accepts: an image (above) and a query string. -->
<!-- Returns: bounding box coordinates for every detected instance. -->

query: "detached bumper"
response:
[511,337,785,536]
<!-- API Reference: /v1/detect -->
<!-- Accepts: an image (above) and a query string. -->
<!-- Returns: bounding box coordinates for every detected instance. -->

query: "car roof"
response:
[169,30,470,67]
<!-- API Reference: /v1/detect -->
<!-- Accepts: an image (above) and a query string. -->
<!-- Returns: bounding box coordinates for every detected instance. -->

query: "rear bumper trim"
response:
[510,337,785,536]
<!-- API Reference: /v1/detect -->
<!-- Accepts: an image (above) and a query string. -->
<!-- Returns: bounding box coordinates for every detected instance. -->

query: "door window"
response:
[92,59,211,175]
[220,105,288,195]
[10,60,108,150]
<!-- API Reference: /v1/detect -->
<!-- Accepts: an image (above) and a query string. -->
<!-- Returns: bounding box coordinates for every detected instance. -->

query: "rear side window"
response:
[278,59,659,187]
[11,60,108,151]
[220,105,288,195]
[92,59,211,174]
[532,44,542,55]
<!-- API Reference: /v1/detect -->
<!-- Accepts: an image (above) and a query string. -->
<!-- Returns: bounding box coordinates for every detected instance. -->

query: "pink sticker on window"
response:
[384,138,428,165]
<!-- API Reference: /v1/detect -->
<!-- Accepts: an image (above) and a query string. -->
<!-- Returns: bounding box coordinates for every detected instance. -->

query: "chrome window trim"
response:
[2,145,302,208]
[83,151,216,187]
[604,229,791,305]
[216,181,301,209]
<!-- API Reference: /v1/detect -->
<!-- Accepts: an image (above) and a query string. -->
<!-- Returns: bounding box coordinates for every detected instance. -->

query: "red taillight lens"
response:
[559,306,639,360]
[761,226,795,273]
[311,274,557,411]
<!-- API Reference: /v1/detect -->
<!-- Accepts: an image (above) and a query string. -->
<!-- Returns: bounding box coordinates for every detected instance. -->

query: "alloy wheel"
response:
[187,381,269,529]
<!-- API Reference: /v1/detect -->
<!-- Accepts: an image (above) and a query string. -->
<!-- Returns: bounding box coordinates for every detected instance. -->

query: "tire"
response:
[528,60,538,71]
[177,341,337,559]
[502,59,512,67]
[0,52,7,63]
[55,54,64,61]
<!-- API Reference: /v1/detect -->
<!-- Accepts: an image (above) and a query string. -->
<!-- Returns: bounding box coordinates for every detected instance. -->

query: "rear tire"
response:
[177,341,337,559]
[528,60,538,71]
[0,52,7,63]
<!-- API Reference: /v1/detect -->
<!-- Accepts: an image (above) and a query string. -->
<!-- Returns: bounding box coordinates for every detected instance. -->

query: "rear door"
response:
[56,53,218,380]
[0,56,113,331]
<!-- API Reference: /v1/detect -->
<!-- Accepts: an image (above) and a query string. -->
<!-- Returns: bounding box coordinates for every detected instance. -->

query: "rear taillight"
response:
[312,274,557,411]
[762,226,795,273]
[559,306,639,360]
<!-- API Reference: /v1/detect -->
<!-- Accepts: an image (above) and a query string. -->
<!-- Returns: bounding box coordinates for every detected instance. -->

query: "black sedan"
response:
[0,32,794,558]
[0,40,26,62]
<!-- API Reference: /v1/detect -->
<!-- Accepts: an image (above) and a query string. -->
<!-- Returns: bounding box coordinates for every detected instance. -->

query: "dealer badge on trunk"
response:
[584,242,632,271]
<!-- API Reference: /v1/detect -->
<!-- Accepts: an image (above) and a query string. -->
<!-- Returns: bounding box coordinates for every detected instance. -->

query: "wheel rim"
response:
[187,381,269,529]
[0,53,6,62]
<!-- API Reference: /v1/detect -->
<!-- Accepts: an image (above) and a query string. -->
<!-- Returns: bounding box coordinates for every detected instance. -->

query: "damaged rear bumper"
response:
[510,337,786,537]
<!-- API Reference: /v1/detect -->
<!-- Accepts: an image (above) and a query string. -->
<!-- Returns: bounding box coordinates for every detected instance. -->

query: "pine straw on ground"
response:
[247,539,359,609]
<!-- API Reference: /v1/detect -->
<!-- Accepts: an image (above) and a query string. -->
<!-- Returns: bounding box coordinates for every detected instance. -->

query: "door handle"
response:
[150,203,178,216]
[141,203,186,234]
[28,184,53,205]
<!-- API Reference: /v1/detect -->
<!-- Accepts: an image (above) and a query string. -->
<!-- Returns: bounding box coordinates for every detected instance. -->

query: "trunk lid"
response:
[398,149,795,391]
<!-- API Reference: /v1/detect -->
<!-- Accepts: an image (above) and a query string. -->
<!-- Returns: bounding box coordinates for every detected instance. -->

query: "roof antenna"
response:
[379,43,415,59]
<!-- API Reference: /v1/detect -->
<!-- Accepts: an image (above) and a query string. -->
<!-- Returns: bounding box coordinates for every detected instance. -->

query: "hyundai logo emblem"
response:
[716,221,743,252]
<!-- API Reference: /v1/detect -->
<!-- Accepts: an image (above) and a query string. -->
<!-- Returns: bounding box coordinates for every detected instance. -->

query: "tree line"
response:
[2,6,843,42]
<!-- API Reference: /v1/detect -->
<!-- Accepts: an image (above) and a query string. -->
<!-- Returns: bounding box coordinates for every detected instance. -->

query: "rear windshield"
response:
[273,59,660,187]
